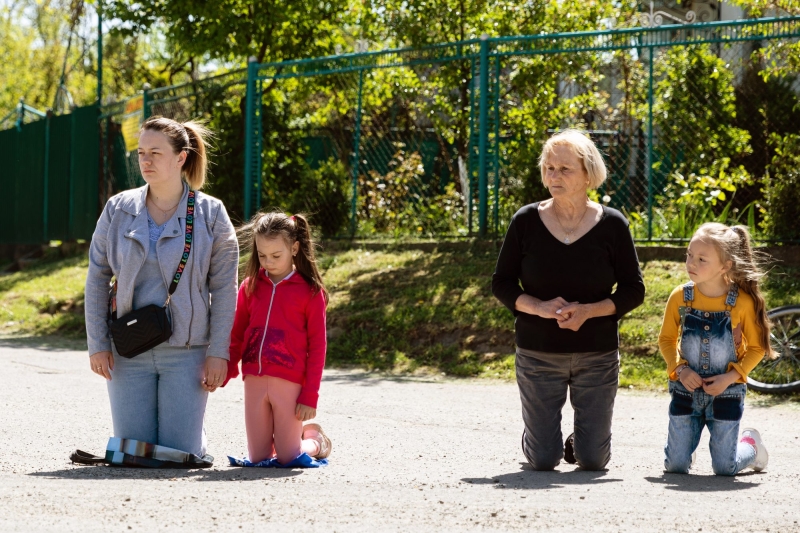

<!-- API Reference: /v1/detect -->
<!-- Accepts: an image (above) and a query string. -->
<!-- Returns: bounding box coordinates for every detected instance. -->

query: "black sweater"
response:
[491,203,645,353]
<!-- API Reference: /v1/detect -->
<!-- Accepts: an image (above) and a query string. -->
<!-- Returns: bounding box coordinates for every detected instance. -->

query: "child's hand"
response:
[678,366,703,392]
[702,370,739,397]
[295,403,317,422]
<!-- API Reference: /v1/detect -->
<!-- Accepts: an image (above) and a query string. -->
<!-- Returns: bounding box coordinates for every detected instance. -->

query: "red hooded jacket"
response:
[224,269,327,408]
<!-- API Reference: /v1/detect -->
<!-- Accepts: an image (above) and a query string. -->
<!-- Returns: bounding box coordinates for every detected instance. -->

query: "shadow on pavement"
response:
[27,465,304,482]
[645,472,762,491]
[461,462,622,490]
[0,335,87,352]
[321,369,451,386]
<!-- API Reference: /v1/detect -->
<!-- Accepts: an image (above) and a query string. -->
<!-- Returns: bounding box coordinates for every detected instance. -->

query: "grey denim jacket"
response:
[85,184,239,359]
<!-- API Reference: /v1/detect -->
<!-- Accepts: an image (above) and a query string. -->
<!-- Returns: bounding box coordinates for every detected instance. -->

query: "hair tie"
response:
[290,215,296,222]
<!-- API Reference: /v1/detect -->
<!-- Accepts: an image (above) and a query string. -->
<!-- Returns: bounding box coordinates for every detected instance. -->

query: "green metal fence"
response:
[99,16,800,242]
[240,16,800,240]
[0,104,99,245]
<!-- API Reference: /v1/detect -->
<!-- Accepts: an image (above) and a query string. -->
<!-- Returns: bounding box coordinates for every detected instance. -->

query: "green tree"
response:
[0,0,203,121]
[0,0,95,118]
[104,0,356,64]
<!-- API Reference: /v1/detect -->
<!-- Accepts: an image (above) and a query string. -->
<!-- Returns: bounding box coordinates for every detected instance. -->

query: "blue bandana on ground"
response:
[227,452,328,468]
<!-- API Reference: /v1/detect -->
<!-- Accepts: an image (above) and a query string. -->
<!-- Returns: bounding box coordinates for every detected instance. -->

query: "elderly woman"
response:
[492,129,645,471]
[85,116,238,459]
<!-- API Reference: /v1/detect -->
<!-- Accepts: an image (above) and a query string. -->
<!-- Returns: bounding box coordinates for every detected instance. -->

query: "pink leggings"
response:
[243,375,319,464]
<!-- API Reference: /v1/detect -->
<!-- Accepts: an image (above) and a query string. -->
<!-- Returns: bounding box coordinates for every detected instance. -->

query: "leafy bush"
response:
[298,159,351,238]
[358,148,466,236]
[647,45,753,202]
[763,133,800,242]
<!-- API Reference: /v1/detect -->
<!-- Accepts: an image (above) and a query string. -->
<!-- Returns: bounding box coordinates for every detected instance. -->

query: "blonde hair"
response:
[539,129,607,189]
[140,116,211,190]
[693,222,775,359]
[239,211,328,303]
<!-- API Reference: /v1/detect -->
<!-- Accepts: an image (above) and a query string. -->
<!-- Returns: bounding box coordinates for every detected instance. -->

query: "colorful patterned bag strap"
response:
[163,190,195,307]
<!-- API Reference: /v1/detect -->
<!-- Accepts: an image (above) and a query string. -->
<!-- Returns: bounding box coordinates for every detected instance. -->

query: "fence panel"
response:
[70,105,100,239]
[245,43,486,238]
[0,104,99,246]
[15,119,47,244]
[46,114,72,241]
[0,127,19,244]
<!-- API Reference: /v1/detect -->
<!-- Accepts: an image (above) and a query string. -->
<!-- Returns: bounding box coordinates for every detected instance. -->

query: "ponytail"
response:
[730,225,775,359]
[182,121,210,190]
[291,214,329,303]
[140,116,211,190]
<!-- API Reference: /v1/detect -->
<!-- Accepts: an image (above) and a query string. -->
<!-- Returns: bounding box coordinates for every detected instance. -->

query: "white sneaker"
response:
[740,428,768,472]
[690,450,696,469]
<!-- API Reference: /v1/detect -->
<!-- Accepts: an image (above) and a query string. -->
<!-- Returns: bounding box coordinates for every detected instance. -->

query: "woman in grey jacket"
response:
[85,116,238,457]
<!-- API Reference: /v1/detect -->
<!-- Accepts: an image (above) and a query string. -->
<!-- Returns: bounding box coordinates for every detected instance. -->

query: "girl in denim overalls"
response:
[658,223,774,475]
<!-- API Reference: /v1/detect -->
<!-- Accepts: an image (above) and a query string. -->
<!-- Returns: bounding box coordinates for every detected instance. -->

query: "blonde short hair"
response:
[539,129,607,190]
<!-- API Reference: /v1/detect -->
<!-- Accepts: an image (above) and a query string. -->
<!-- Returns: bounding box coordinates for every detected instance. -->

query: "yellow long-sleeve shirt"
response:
[658,284,766,382]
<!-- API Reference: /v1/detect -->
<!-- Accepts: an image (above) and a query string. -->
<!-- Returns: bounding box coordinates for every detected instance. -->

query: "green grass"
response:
[2,244,799,396]
[0,252,88,338]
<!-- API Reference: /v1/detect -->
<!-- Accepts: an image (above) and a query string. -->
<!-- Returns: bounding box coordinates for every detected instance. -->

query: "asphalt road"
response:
[1,340,798,532]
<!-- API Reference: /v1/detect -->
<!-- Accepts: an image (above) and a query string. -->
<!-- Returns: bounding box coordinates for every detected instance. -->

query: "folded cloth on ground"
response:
[69,437,213,468]
[227,452,327,468]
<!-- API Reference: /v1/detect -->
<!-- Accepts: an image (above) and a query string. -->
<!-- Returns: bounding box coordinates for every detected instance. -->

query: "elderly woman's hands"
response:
[515,294,569,321]
[202,356,228,392]
[556,300,618,331]
[556,303,591,331]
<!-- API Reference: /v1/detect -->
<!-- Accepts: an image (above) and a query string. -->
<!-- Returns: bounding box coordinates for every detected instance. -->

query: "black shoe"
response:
[564,433,576,464]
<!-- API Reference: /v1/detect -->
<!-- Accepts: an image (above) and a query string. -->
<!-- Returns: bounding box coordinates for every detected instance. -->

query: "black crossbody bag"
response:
[108,191,195,359]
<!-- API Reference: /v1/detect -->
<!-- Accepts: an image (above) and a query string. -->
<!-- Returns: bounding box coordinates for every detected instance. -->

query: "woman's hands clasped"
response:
[514,294,610,332]
[555,302,591,331]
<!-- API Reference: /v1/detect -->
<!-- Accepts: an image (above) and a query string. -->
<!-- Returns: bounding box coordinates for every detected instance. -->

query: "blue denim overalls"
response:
[663,282,755,475]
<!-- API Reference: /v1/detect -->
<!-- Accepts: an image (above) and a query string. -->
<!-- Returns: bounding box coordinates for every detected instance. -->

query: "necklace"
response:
[552,200,591,244]
[147,195,180,219]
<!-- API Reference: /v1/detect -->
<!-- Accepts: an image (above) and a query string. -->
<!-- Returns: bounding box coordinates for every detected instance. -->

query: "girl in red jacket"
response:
[225,212,331,464]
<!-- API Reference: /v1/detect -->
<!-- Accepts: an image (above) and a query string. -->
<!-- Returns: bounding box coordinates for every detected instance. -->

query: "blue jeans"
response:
[107,343,209,456]
[664,381,754,476]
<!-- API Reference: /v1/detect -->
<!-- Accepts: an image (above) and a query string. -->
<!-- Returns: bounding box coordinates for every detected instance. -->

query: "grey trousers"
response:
[515,347,619,471]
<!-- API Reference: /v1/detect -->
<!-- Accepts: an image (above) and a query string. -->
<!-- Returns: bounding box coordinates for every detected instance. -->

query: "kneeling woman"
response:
[84,116,239,457]
[492,129,645,470]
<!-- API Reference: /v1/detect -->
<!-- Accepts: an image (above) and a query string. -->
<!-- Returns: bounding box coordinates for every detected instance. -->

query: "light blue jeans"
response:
[664,381,754,475]
[107,343,209,456]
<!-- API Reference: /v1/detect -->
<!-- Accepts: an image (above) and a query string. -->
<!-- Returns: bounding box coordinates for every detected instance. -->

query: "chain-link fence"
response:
[100,16,800,242]
[486,18,800,242]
